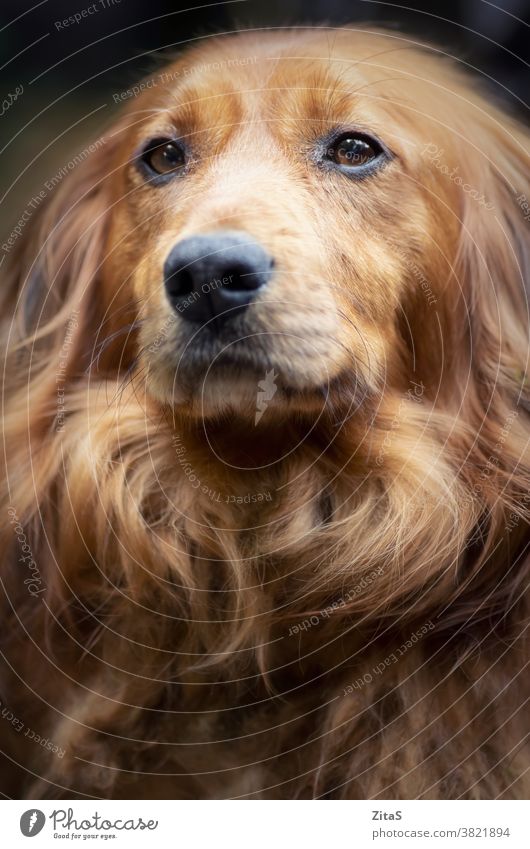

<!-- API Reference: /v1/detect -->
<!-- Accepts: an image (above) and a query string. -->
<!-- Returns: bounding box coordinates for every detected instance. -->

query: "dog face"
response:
[101,30,471,419]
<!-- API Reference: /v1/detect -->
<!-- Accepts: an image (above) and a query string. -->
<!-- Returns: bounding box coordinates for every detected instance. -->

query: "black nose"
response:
[164,230,274,326]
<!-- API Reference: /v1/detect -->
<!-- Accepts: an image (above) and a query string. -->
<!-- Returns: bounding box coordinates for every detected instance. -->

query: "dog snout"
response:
[163,230,274,326]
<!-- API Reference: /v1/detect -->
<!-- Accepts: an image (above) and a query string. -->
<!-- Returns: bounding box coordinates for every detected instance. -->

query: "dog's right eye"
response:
[140,138,186,178]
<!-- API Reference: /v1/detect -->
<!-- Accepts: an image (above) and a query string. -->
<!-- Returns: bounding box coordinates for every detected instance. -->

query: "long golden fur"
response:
[1,27,529,799]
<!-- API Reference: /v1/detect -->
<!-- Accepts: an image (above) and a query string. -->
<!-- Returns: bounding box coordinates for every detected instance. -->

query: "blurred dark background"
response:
[1,0,529,235]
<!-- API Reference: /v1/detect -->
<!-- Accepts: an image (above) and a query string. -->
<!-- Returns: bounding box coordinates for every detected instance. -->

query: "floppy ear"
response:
[448,107,530,565]
[0,120,143,539]
[454,110,530,414]
[0,124,125,388]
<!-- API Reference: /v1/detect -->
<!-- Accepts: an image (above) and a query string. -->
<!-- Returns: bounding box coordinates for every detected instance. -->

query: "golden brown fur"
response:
[1,27,529,799]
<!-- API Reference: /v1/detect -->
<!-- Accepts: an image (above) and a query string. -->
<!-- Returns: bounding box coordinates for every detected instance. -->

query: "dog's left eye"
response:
[325,133,385,170]
[141,138,186,177]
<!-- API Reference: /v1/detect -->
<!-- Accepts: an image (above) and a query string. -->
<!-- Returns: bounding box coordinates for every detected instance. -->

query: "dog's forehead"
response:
[144,30,408,129]
[122,30,458,160]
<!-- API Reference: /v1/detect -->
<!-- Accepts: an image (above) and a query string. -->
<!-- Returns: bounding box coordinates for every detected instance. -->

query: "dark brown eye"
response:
[141,139,185,177]
[327,134,384,169]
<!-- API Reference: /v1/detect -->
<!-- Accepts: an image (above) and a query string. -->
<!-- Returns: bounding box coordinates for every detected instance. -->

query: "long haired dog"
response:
[1,28,529,799]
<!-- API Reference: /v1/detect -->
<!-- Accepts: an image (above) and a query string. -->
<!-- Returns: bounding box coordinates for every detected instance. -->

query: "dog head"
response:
[4,28,529,432]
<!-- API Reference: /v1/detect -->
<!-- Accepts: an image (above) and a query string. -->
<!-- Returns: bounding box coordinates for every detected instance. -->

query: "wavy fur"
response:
[0,27,529,799]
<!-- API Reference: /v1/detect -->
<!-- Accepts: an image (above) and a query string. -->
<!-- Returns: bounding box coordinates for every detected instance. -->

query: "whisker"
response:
[87,320,145,374]
[97,297,146,329]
